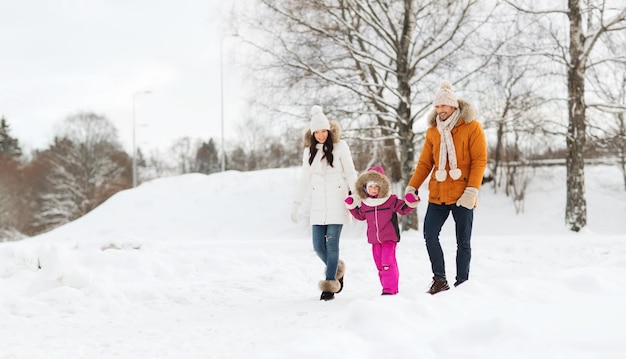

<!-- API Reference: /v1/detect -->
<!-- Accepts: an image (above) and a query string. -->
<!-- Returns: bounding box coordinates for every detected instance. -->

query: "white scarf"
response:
[435,109,461,182]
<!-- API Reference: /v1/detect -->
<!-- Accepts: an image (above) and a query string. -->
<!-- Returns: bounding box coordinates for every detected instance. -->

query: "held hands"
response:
[456,187,479,209]
[404,186,420,208]
[344,191,359,210]
[405,192,420,203]
[290,202,300,223]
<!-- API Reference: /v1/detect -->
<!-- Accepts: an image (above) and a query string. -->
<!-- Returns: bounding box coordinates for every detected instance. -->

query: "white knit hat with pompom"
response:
[433,81,459,108]
[310,105,330,134]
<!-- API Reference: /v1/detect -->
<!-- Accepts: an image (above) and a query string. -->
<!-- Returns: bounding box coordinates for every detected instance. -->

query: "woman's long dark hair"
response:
[308,130,334,167]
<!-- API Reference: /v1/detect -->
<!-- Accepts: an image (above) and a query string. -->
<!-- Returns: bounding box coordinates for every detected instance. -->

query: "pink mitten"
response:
[405,192,420,203]
[344,194,359,209]
[404,186,420,208]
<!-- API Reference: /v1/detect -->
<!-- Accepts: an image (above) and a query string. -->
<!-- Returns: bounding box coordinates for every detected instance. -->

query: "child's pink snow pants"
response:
[371,241,399,294]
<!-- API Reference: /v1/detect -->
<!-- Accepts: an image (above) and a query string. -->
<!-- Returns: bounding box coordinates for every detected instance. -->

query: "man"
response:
[404,81,487,294]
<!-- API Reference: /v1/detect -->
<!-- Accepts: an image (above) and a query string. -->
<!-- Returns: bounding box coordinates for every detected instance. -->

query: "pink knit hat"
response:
[367,166,385,175]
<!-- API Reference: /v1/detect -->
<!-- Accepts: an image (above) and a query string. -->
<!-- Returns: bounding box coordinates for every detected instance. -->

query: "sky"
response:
[0,0,247,154]
[1,164,626,358]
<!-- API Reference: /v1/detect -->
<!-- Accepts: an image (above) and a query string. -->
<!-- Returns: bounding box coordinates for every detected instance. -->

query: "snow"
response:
[1,164,626,358]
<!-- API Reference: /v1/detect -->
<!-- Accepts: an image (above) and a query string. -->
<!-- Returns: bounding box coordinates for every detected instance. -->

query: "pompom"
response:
[367,166,385,175]
[311,105,323,116]
[440,80,453,90]
[310,105,330,133]
[434,80,458,107]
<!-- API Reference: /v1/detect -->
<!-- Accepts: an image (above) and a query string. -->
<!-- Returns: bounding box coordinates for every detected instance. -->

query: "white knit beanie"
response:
[433,81,459,108]
[310,105,330,134]
[366,181,379,188]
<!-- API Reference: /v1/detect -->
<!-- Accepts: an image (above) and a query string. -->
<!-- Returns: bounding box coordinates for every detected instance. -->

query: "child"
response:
[345,166,418,295]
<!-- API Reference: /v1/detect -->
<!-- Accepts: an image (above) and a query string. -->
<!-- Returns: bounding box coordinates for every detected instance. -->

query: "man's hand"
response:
[456,187,478,209]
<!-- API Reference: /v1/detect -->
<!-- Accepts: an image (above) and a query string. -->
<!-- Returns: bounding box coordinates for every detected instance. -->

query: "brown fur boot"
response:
[318,279,341,293]
[318,279,341,301]
[336,260,345,293]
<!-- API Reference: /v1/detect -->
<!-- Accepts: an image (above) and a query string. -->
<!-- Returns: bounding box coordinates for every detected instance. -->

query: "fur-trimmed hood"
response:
[426,99,476,127]
[303,120,342,147]
[355,169,391,200]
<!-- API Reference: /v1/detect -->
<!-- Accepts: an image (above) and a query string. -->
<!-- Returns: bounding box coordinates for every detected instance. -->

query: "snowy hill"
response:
[1,165,626,358]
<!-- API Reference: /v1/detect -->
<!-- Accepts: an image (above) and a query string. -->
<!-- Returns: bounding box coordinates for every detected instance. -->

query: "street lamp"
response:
[220,33,238,172]
[132,90,151,188]
[220,36,226,172]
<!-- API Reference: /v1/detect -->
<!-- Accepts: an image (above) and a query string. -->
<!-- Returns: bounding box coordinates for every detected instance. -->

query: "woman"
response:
[291,105,358,301]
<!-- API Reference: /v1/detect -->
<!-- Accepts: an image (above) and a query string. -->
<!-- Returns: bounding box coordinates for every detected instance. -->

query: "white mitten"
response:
[456,187,478,209]
[290,202,301,223]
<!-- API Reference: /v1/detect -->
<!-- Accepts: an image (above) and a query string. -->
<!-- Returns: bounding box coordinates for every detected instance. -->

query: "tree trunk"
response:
[565,0,587,232]
[398,101,418,230]
[493,109,506,191]
[619,113,626,193]
[398,0,418,230]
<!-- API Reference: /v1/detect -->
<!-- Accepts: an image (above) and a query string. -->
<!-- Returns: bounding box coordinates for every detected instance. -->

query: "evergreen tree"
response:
[0,116,22,159]
[195,139,220,174]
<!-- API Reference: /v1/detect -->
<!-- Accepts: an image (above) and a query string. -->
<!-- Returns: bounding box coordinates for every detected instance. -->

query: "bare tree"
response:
[503,133,535,214]
[144,148,177,181]
[237,0,501,176]
[587,31,626,193]
[505,0,626,231]
[230,114,301,171]
[474,54,550,192]
[170,137,196,174]
[32,112,128,232]
[33,138,87,230]
[236,0,503,228]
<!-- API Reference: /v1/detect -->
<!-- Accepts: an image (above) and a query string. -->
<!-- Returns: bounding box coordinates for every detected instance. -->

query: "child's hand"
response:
[405,192,420,203]
[344,192,359,209]
[404,186,420,208]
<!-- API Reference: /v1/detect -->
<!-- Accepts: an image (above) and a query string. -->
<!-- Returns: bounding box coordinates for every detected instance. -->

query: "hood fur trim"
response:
[426,99,476,127]
[304,120,341,147]
[355,169,391,200]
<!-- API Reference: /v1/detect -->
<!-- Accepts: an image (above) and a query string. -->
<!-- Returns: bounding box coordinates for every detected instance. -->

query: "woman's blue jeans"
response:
[423,202,473,284]
[312,224,342,280]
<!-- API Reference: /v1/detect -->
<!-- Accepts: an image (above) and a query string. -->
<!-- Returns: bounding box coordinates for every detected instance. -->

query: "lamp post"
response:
[219,33,238,172]
[218,31,241,172]
[132,90,151,188]
[219,36,226,172]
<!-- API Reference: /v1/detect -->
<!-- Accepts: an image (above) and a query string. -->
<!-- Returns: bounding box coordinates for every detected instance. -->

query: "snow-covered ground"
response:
[1,165,625,358]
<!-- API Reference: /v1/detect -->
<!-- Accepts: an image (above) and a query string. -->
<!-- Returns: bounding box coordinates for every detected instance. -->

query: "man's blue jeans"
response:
[423,202,473,284]
[312,224,342,280]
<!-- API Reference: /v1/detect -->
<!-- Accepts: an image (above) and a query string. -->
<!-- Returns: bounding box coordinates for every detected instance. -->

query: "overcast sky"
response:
[1,0,246,153]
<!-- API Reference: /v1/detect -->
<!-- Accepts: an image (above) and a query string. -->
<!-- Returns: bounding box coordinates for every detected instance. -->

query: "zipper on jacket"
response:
[375,207,382,243]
